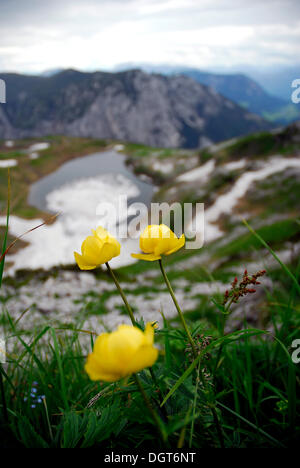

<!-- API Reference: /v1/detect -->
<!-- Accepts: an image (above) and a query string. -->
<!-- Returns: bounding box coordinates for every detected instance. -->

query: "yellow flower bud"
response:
[74,226,120,270]
[85,323,158,381]
[131,224,185,261]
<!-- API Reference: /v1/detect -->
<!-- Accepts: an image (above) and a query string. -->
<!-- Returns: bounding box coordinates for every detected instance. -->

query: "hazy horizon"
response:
[0,0,300,75]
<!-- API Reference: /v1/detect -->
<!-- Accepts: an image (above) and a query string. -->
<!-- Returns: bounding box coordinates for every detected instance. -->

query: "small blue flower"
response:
[31,388,37,393]
[31,404,36,409]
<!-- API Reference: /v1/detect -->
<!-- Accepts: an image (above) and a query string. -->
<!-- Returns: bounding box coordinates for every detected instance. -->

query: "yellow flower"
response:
[74,226,120,270]
[131,224,185,261]
[85,323,158,381]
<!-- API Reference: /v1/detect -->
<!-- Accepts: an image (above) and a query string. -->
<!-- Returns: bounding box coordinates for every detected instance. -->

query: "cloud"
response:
[0,0,299,73]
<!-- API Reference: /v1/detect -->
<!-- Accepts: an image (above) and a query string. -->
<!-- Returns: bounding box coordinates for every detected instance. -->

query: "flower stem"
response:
[105,263,165,410]
[210,405,225,448]
[133,373,167,443]
[105,262,136,326]
[158,259,197,358]
[213,298,233,383]
[0,365,8,423]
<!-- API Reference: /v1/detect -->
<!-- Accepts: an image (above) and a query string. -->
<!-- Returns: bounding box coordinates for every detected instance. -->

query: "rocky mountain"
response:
[116,64,299,125]
[176,69,289,116]
[0,69,271,148]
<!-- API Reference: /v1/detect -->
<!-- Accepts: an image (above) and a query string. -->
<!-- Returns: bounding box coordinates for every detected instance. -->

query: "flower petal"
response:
[97,241,121,264]
[140,225,160,253]
[131,253,161,261]
[85,324,159,382]
[74,251,97,270]
[144,322,155,345]
[107,325,145,365]
[81,236,104,265]
[93,226,110,240]
[84,353,121,382]
[125,345,158,375]
[165,234,185,256]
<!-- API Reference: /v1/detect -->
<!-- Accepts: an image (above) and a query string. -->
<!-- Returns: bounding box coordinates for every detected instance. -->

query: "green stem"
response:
[0,365,8,423]
[158,259,197,358]
[189,359,201,448]
[133,374,167,443]
[105,262,136,326]
[42,396,53,441]
[148,367,168,421]
[211,405,225,448]
[213,297,234,382]
[105,264,165,413]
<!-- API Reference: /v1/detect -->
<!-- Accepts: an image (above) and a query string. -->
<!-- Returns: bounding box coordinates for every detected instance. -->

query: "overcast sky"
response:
[0,0,299,73]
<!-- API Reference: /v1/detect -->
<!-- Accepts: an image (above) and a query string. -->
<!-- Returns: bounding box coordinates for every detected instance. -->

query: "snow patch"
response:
[153,161,174,174]
[189,156,300,242]
[27,142,50,152]
[223,160,247,171]
[0,159,17,168]
[113,144,125,151]
[0,173,142,273]
[177,159,215,183]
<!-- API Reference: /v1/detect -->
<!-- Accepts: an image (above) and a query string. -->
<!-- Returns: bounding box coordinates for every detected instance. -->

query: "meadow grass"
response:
[0,174,299,448]
[0,250,299,446]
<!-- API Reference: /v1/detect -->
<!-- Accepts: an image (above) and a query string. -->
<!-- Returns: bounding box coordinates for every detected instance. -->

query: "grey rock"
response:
[0,69,271,148]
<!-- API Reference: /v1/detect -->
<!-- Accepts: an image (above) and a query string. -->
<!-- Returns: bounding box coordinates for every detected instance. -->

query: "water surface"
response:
[29,150,153,212]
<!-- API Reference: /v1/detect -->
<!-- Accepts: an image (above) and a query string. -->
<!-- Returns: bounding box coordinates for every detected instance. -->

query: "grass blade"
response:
[0,169,10,287]
[160,328,266,407]
[216,401,285,447]
[242,218,300,295]
[51,327,69,411]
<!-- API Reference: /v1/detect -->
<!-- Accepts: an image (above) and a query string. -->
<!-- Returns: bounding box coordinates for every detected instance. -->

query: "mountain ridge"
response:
[0,68,272,148]
[115,63,299,124]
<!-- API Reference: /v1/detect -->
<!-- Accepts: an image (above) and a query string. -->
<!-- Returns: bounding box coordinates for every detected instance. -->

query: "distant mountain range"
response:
[230,65,300,101]
[0,68,272,149]
[115,64,300,125]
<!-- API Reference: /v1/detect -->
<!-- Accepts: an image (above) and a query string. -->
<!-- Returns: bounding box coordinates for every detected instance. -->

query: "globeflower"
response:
[131,224,185,261]
[85,323,158,382]
[74,226,120,270]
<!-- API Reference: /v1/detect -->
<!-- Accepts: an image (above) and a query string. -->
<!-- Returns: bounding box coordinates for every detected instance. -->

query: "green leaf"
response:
[242,218,300,296]
[17,415,49,448]
[160,328,267,407]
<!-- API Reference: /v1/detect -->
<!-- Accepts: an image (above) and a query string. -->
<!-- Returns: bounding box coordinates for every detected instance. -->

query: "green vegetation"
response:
[241,171,300,217]
[0,222,299,447]
[1,127,300,448]
[217,130,298,160]
[215,218,300,259]
[0,136,110,218]
[263,104,300,124]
